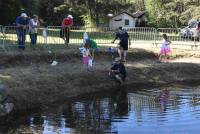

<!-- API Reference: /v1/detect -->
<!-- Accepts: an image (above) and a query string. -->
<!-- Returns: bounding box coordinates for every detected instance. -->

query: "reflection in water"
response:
[159,88,170,112]
[113,89,129,117]
[2,87,200,134]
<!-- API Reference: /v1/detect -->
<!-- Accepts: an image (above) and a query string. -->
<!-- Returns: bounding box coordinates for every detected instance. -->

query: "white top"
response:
[42,28,47,37]
[161,39,170,48]
[29,19,39,33]
[81,47,90,57]
[194,27,200,37]
[83,32,89,44]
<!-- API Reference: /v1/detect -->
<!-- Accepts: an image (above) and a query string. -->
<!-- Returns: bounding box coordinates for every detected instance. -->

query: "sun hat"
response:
[21,13,28,17]
[67,14,73,19]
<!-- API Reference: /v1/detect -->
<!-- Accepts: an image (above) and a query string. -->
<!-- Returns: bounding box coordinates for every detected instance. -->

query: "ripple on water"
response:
[2,87,200,134]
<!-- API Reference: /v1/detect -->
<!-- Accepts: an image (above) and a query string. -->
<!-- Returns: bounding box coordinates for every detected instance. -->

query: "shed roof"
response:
[132,11,146,18]
[110,11,145,19]
[110,12,135,19]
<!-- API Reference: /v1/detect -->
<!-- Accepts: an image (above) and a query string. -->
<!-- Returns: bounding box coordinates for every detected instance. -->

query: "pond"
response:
[1,87,200,134]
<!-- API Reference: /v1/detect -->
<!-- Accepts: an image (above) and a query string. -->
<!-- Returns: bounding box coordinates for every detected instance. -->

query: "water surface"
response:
[1,87,200,134]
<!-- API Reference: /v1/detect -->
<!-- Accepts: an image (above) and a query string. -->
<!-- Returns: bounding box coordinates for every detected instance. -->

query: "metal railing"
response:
[0,25,5,50]
[0,26,199,51]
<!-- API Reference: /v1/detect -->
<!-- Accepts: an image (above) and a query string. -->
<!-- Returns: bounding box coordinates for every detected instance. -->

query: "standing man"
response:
[61,14,73,46]
[112,27,130,62]
[16,13,29,50]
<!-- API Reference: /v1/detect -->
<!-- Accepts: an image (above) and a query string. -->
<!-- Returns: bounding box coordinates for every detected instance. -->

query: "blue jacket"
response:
[16,16,29,32]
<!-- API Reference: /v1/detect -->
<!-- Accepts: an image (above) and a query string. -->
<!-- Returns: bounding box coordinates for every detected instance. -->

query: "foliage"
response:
[0,0,21,25]
[0,0,199,27]
[144,0,200,27]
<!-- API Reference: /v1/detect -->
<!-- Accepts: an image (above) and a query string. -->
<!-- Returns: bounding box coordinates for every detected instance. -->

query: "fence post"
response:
[0,25,6,50]
[154,28,157,47]
[2,26,5,50]
[0,25,2,48]
[193,37,197,50]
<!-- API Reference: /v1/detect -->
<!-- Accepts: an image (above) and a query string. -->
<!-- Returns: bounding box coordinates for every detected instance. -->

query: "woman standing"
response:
[29,15,40,49]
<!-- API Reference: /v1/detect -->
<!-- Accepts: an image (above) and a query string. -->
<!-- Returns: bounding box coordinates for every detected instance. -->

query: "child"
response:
[158,34,171,62]
[42,25,48,48]
[194,22,200,40]
[81,43,93,71]
[108,47,116,65]
[85,38,99,60]
[109,57,126,84]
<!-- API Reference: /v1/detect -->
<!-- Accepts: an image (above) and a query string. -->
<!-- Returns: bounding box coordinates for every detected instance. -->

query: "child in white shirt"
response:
[42,26,48,48]
[159,34,171,62]
[81,43,93,71]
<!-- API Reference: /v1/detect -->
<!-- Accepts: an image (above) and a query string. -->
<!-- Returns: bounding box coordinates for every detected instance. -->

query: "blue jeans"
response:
[17,30,26,50]
[30,33,37,45]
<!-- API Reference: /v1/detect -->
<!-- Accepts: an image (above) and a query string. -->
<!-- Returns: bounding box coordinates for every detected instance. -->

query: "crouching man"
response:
[109,57,126,83]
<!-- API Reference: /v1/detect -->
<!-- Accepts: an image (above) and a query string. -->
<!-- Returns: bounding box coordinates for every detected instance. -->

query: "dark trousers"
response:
[17,30,26,50]
[30,33,37,46]
[64,30,70,43]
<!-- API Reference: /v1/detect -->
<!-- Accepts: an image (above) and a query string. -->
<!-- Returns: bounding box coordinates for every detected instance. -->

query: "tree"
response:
[0,0,22,25]
[0,0,200,27]
[39,0,63,25]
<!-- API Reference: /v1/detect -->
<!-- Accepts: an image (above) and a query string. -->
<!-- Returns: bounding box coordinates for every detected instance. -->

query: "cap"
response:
[67,14,73,19]
[21,13,28,18]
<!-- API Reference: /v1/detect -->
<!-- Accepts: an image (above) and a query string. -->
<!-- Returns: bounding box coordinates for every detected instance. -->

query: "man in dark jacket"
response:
[112,27,130,62]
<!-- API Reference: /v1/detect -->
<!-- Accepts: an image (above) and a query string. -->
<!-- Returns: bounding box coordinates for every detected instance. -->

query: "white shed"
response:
[109,11,146,30]
[109,12,136,30]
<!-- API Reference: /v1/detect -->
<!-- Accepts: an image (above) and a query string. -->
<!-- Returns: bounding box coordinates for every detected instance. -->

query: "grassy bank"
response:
[0,46,200,116]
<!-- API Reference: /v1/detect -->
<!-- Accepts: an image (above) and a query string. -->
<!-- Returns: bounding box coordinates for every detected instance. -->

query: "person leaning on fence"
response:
[112,27,130,62]
[61,14,73,46]
[109,57,126,84]
[29,15,40,49]
[16,13,29,50]
[158,34,171,62]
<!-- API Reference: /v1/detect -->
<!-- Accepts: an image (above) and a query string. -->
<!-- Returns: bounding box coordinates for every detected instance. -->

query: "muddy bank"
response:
[0,47,200,117]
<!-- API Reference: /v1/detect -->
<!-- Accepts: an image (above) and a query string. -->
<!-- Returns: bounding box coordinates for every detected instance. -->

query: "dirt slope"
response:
[0,47,200,116]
